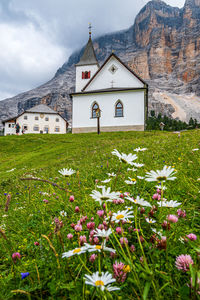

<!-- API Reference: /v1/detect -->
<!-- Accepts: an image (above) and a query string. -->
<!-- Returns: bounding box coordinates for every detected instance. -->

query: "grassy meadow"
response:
[0,130,200,299]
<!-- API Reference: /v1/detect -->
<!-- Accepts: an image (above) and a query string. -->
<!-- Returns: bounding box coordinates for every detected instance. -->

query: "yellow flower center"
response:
[131,178,136,182]
[73,248,81,254]
[149,220,152,223]
[116,214,124,220]
[101,196,109,200]
[95,280,104,286]
[95,245,102,250]
[156,176,167,181]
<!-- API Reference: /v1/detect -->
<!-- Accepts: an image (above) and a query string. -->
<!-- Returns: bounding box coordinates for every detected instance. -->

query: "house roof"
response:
[82,53,148,92]
[76,37,99,67]
[26,104,57,114]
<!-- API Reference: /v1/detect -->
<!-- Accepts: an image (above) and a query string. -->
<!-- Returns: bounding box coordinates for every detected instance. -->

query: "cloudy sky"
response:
[0,0,185,100]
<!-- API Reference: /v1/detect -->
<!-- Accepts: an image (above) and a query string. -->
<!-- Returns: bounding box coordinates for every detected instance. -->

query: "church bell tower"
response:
[75,24,99,92]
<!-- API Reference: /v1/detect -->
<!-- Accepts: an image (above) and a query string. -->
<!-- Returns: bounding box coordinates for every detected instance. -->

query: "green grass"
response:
[0,131,200,299]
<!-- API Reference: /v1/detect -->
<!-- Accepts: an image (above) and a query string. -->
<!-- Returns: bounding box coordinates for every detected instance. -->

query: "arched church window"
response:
[115,100,123,117]
[82,71,91,79]
[92,102,99,118]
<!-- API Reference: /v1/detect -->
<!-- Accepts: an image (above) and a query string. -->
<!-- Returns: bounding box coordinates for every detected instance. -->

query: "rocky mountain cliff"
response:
[0,0,200,128]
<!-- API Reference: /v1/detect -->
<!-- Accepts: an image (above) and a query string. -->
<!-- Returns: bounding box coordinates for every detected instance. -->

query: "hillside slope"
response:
[0,0,200,128]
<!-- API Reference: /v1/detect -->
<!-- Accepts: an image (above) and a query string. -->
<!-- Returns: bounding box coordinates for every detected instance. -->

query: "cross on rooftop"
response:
[88,22,92,38]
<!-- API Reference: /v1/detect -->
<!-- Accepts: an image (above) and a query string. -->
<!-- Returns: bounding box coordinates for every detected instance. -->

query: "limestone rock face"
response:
[0,0,200,128]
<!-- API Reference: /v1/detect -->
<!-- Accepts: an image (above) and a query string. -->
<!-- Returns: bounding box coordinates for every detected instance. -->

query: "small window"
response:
[82,71,91,79]
[33,125,39,131]
[55,127,60,132]
[44,126,49,133]
[23,125,28,130]
[56,118,59,122]
[35,116,39,120]
[45,117,49,121]
[24,115,28,120]
[12,124,15,128]
[115,101,123,117]
[8,124,11,128]
[91,102,100,118]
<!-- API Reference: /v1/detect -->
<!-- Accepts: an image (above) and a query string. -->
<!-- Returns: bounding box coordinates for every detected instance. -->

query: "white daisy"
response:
[60,210,67,217]
[157,200,181,208]
[93,228,112,238]
[145,166,176,182]
[124,177,137,185]
[134,147,147,152]
[132,163,144,168]
[90,186,120,206]
[127,168,137,172]
[62,246,87,258]
[146,218,156,224]
[155,185,167,190]
[111,209,134,223]
[107,173,116,177]
[84,243,116,253]
[101,179,111,183]
[58,168,76,177]
[151,228,164,238]
[112,149,137,165]
[84,271,119,292]
[192,148,199,151]
[126,195,152,207]
[137,176,145,179]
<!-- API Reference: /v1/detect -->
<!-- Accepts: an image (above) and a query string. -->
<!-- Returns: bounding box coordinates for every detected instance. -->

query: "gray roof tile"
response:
[76,38,99,66]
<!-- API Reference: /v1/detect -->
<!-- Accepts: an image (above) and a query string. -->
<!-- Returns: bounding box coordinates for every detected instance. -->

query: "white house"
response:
[3,104,68,135]
[71,35,148,133]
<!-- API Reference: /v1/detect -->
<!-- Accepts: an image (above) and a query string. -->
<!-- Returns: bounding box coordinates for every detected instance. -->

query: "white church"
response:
[71,32,148,133]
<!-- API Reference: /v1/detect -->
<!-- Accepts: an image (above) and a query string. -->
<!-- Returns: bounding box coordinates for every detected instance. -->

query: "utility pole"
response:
[96,108,101,134]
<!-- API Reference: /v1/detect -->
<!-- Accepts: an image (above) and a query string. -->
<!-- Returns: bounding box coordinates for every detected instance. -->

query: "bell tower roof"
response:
[76,24,99,67]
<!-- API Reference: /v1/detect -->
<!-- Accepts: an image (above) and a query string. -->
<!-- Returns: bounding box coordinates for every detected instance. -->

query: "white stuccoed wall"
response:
[4,113,67,135]
[76,64,99,92]
[72,90,145,129]
[4,123,16,135]
[84,57,144,91]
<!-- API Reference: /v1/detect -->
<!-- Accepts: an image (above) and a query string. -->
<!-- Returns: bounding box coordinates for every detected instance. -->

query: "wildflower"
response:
[186,233,197,241]
[60,210,67,217]
[74,224,82,231]
[62,246,87,258]
[101,179,111,183]
[97,210,104,217]
[93,228,112,238]
[157,236,167,250]
[130,245,136,252]
[90,186,120,206]
[152,193,161,200]
[192,148,199,151]
[175,254,194,272]
[12,252,21,262]
[120,237,128,245]
[111,209,134,223]
[158,200,181,208]
[98,224,104,230]
[84,271,120,291]
[134,147,147,152]
[113,262,127,283]
[84,243,115,253]
[58,168,76,176]
[34,241,39,246]
[167,215,178,223]
[21,272,30,280]
[89,254,97,263]
[155,185,167,191]
[137,176,144,180]
[161,221,170,230]
[93,237,100,244]
[116,227,123,234]
[127,167,137,172]
[69,195,75,202]
[124,177,137,185]
[107,173,116,177]
[87,222,95,230]
[75,206,80,213]
[145,166,176,182]
[126,195,152,207]
[43,199,49,203]
[132,163,144,168]
[79,235,87,245]
[146,218,156,224]
[177,209,186,218]
[112,149,137,165]
[67,233,73,240]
